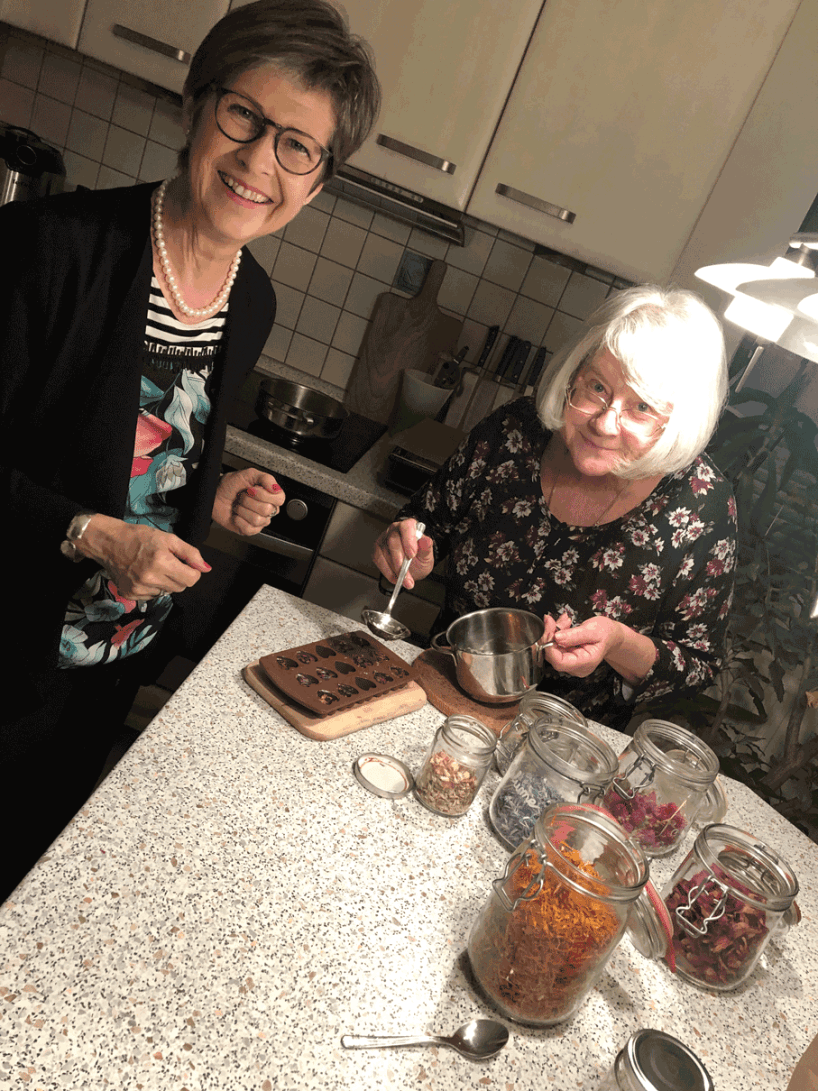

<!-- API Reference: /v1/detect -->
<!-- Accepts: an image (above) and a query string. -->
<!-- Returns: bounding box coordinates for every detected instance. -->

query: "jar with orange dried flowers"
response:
[467,802,648,1026]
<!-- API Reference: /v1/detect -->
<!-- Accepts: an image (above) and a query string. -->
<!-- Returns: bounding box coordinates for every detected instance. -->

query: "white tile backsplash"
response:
[102,124,145,176]
[138,139,178,183]
[269,281,305,330]
[0,75,33,126]
[345,272,388,319]
[1,18,626,405]
[30,92,71,146]
[320,216,367,268]
[332,310,369,357]
[66,108,108,160]
[296,294,340,345]
[357,231,404,284]
[39,52,80,105]
[308,256,353,308]
[1,36,42,89]
[273,241,317,292]
[112,82,156,137]
[483,237,531,292]
[283,204,329,252]
[467,277,516,328]
[74,65,117,121]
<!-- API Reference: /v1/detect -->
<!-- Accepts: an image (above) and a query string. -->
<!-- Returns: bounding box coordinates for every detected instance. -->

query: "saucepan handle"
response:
[430,632,454,656]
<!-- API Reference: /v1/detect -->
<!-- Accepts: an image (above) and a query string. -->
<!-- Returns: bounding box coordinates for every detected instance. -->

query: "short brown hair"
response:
[179,0,380,181]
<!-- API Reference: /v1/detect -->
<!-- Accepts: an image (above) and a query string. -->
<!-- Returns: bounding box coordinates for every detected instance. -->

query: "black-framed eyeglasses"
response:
[213,86,332,176]
[566,373,667,439]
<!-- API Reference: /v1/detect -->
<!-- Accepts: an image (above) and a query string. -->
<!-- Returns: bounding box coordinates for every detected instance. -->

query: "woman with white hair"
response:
[373,285,737,728]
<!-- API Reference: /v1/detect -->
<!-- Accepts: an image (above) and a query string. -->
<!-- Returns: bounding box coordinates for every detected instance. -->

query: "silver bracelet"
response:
[60,511,97,562]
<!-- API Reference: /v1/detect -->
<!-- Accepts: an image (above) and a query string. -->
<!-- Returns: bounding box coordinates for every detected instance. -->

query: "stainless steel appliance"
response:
[0,124,65,206]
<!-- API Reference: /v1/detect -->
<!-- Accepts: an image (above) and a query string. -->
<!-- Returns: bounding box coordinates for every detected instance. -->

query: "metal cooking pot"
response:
[431,607,546,704]
[256,377,348,440]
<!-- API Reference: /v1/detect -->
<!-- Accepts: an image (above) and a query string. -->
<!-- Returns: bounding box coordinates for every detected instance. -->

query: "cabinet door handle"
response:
[376,134,456,175]
[495,183,576,224]
[112,24,191,64]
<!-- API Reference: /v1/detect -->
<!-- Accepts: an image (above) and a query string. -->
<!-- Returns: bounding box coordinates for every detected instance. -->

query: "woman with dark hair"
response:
[373,286,737,729]
[0,0,379,900]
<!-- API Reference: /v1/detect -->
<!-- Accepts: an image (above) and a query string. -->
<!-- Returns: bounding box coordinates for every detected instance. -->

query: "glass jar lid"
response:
[353,753,414,798]
[533,803,649,904]
[528,717,619,792]
[441,714,497,757]
[632,719,720,790]
[694,823,799,912]
[618,1029,714,1091]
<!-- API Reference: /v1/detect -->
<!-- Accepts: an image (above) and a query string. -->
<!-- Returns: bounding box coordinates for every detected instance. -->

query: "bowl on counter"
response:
[430,607,545,704]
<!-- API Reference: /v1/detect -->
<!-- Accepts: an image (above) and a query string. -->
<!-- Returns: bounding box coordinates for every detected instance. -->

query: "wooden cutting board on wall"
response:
[344,260,463,425]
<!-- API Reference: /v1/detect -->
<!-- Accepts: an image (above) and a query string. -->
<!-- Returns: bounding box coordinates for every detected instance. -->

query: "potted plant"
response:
[639,352,818,840]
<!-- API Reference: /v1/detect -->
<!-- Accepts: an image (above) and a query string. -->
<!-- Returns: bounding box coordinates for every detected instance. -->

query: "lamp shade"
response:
[696,258,814,341]
[798,294,818,322]
[736,278,818,313]
[776,318,818,366]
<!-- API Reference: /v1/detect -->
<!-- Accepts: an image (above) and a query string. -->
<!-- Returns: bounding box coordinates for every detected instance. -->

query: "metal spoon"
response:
[341,1017,509,1060]
[362,521,426,642]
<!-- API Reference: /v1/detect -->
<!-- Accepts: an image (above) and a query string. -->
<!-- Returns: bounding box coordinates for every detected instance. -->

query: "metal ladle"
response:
[362,521,426,642]
[341,1017,509,1060]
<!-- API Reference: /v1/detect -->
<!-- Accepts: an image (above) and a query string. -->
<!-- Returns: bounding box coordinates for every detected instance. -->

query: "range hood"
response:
[323,164,465,246]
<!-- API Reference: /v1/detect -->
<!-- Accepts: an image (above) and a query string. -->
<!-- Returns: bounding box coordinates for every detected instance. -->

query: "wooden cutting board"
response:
[243,660,427,740]
[412,648,520,734]
[344,259,463,425]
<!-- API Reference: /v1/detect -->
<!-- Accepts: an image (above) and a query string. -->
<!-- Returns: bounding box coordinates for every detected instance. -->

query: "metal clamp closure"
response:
[674,876,728,937]
[493,847,548,912]
[610,754,656,799]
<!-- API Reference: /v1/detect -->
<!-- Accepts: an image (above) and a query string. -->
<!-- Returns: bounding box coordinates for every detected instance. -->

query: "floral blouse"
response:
[398,398,737,728]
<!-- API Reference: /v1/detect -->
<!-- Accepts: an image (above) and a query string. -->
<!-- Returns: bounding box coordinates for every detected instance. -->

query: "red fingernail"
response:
[246,486,257,497]
[271,483,283,492]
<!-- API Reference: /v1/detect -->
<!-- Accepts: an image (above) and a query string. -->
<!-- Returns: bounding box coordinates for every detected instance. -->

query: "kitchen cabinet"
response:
[670,0,818,357]
[337,0,544,209]
[77,0,229,96]
[0,0,85,48]
[466,0,801,283]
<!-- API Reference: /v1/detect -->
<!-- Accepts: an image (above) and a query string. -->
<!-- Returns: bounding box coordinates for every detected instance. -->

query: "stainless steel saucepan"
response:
[431,607,545,704]
[256,377,348,440]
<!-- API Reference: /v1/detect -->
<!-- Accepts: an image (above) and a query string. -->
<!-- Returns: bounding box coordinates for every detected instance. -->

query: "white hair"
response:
[536,284,727,479]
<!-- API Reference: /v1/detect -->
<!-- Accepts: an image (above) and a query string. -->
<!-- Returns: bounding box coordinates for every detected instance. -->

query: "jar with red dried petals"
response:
[414,715,496,817]
[628,823,799,991]
[600,719,720,857]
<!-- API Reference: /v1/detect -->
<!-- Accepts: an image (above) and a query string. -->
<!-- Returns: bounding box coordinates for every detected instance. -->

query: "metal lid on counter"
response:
[353,753,414,798]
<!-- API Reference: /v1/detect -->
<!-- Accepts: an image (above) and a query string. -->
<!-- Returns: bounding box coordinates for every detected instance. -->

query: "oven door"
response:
[171,451,336,660]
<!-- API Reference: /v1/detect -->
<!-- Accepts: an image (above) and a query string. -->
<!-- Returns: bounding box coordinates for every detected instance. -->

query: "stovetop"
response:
[228,371,386,474]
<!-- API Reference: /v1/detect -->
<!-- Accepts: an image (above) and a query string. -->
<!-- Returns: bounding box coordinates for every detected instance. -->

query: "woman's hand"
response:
[73,514,212,600]
[543,615,620,677]
[212,468,285,535]
[372,518,435,591]
[542,613,658,685]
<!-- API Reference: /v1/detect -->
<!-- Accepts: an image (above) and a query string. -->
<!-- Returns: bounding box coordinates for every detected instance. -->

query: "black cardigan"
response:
[0,182,275,672]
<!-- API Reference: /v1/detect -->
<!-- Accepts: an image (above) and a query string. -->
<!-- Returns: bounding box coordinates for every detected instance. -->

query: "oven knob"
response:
[285,498,309,521]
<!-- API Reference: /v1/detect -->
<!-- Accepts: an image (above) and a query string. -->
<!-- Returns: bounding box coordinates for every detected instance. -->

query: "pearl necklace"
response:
[544,444,631,527]
[152,179,241,319]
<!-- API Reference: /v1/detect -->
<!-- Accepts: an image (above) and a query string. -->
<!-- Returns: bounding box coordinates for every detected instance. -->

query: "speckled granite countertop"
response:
[1,586,816,1090]
[224,357,408,521]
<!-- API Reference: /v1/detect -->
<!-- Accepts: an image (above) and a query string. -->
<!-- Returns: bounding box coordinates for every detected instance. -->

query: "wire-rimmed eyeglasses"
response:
[213,86,332,176]
[566,374,667,439]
